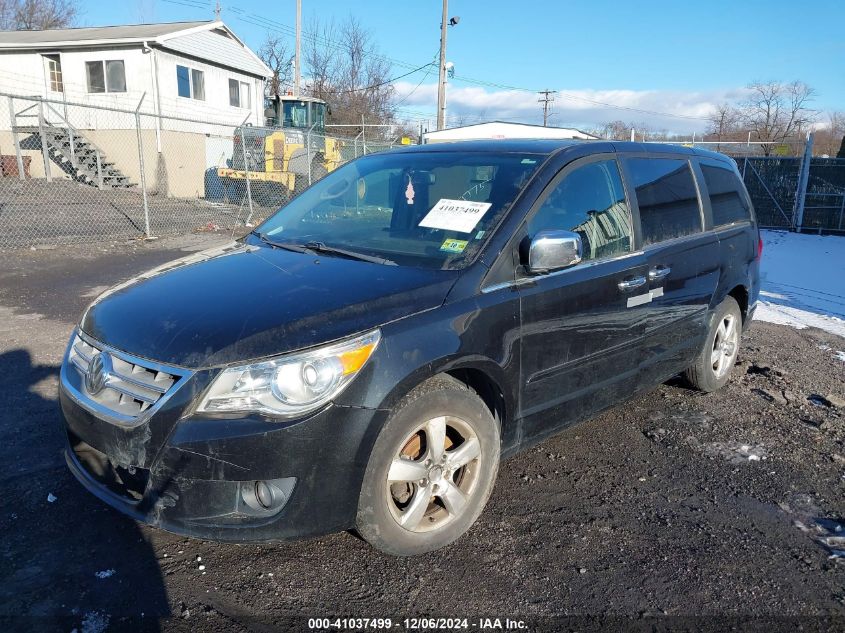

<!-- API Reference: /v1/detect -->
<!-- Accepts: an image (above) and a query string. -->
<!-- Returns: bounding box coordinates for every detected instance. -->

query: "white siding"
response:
[154,48,263,126]
[161,29,268,78]
[0,45,264,132]
[0,47,153,110]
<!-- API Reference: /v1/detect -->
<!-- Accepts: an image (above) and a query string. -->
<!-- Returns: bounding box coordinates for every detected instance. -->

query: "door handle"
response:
[617,275,647,292]
[648,265,671,282]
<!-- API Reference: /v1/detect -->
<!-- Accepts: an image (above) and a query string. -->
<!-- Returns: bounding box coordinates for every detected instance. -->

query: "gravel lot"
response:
[0,179,271,248]
[1,235,845,632]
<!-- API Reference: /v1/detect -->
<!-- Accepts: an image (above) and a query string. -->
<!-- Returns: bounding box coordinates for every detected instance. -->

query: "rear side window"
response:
[627,158,702,246]
[528,159,632,261]
[700,162,751,226]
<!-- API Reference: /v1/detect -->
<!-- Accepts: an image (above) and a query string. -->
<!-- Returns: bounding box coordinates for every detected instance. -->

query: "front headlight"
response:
[197,329,380,417]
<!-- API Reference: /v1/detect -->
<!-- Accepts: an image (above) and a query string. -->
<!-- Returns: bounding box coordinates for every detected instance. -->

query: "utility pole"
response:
[436,0,449,130]
[537,89,556,127]
[294,0,302,97]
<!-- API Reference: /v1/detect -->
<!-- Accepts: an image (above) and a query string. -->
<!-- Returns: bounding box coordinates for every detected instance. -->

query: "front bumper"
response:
[59,358,388,542]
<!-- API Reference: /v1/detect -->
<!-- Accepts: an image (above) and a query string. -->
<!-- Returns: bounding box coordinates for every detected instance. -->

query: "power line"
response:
[161,0,711,123]
[393,53,439,107]
[332,60,437,95]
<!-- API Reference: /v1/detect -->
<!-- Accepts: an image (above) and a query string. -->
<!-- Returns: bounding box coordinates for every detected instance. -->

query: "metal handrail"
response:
[45,101,79,166]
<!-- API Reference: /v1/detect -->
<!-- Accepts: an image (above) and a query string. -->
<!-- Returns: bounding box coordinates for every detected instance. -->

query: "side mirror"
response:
[528,230,582,273]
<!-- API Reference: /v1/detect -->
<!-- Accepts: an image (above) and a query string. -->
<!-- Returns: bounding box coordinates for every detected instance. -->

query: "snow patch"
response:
[754,231,845,339]
[754,302,845,337]
[701,440,768,464]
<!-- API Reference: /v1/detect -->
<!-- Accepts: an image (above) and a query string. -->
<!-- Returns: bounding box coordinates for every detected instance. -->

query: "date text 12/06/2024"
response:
[307,618,528,630]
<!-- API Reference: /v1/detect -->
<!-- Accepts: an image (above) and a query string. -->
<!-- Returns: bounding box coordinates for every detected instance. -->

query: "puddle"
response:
[808,394,833,408]
[794,517,845,559]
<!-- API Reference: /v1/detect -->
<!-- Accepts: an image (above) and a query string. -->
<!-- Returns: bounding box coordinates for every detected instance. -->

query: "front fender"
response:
[334,289,521,459]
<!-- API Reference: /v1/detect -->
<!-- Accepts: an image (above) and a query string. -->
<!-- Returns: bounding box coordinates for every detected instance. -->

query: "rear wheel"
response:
[356,376,500,556]
[683,296,742,392]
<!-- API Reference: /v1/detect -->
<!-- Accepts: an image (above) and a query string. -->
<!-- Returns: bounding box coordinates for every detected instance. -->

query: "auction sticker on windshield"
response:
[418,199,492,233]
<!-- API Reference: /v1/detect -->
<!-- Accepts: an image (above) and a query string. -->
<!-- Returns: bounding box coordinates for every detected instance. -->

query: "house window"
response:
[228,78,251,108]
[85,60,126,93]
[43,54,63,92]
[177,65,205,100]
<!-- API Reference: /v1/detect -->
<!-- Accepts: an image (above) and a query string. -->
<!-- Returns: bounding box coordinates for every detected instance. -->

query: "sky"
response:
[80,0,844,134]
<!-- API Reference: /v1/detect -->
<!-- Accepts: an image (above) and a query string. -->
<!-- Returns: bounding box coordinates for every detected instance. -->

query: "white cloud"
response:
[393,81,751,134]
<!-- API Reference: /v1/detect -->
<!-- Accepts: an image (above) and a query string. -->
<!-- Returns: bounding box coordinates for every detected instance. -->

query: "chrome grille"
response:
[67,334,182,419]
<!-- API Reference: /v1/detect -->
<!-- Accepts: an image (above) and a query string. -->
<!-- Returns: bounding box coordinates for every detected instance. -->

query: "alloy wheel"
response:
[385,416,482,533]
[711,313,739,378]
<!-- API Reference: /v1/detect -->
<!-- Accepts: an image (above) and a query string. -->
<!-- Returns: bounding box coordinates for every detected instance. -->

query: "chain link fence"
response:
[0,92,402,249]
[649,139,845,233]
[4,96,844,249]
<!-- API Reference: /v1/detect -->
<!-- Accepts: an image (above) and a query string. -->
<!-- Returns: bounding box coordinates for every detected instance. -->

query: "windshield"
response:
[282,100,308,128]
[255,151,543,269]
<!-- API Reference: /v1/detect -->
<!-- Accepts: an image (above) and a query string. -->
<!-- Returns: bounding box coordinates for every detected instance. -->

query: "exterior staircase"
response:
[12,121,134,190]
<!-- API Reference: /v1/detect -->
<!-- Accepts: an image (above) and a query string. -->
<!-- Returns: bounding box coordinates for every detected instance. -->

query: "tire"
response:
[356,375,500,556]
[683,296,742,392]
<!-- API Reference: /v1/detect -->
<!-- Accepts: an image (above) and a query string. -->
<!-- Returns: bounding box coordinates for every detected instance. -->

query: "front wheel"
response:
[356,376,500,556]
[683,296,742,392]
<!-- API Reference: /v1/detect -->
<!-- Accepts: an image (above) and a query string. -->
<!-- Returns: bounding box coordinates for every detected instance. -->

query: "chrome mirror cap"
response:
[528,230,583,273]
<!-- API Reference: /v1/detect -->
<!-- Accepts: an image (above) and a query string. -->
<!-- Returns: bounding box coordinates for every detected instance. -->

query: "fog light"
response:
[254,480,273,509]
[238,477,296,515]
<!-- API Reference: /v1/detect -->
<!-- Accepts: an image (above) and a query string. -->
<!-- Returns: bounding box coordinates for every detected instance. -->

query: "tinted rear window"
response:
[701,162,751,226]
[627,158,702,246]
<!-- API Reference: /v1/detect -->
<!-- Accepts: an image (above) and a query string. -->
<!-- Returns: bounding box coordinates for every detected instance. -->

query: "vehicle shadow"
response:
[0,349,170,632]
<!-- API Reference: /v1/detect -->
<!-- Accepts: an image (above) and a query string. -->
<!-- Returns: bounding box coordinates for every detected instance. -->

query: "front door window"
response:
[528,159,632,262]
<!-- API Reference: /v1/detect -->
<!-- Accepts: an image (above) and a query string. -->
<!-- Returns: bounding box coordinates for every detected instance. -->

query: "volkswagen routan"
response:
[60,140,760,555]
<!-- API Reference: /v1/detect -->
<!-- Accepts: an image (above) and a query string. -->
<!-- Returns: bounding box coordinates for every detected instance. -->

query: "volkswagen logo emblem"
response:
[85,351,112,395]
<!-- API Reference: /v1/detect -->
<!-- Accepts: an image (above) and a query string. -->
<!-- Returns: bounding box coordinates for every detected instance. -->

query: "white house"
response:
[423,121,598,144]
[0,20,271,125]
[0,21,273,196]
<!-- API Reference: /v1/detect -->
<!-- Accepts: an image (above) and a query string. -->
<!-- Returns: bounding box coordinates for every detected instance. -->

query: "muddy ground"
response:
[1,235,844,632]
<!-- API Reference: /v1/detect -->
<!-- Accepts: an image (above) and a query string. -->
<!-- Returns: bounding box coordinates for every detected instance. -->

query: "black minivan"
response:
[59,140,760,555]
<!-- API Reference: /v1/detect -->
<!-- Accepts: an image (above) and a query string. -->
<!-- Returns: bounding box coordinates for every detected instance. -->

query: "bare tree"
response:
[258,33,294,98]
[592,120,631,140]
[707,103,743,147]
[0,0,78,30]
[740,80,816,155]
[814,111,845,157]
[304,15,397,138]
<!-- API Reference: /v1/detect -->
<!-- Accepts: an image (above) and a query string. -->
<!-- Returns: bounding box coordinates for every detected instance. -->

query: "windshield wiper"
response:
[303,241,397,266]
[252,232,396,265]
[251,231,309,254]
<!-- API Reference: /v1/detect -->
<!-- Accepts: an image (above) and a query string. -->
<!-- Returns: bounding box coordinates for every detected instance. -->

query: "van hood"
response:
[80,240,456,369]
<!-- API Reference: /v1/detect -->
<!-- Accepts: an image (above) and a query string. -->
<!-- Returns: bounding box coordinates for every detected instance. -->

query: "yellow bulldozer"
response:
[218,94,344,207]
